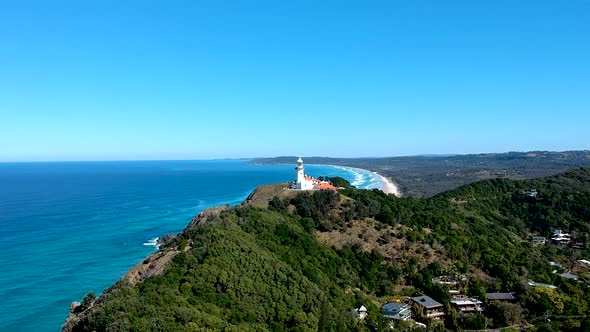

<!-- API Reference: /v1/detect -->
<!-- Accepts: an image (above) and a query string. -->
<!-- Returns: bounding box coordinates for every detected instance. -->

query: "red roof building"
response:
[314,182,337,190]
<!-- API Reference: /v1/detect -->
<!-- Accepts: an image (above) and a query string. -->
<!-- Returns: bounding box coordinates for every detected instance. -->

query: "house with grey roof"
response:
[486,292,516,302]
[530,236,546,245]
[411,295,445,320]
[381,302,411,321]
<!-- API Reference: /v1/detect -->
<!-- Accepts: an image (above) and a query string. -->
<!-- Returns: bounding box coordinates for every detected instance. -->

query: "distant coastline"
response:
[249,151,590,197]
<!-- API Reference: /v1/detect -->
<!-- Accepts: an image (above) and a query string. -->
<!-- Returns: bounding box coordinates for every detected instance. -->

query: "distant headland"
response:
[249,150,590,197]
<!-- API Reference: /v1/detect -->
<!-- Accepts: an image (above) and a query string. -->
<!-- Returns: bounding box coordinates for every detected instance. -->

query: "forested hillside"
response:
[64,169,590,331]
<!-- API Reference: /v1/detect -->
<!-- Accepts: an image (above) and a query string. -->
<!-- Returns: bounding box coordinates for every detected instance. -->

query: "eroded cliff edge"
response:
[62,204,231,332]
[61,184,291,331]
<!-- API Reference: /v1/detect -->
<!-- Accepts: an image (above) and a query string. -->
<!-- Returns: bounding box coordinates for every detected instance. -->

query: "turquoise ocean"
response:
[0,160,383,331]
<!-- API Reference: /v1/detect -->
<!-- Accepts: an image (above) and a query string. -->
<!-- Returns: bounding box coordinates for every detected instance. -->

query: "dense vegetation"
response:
[66,169,590,331]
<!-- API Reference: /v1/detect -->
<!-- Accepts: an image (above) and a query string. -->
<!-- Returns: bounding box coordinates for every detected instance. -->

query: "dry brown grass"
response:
[123,250,178,285]
[316,219,447,272]
[242,183,294,208]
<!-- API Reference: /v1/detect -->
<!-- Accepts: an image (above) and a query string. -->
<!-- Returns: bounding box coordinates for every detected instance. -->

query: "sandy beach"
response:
[373,172,401,197]
[316,163,402,197]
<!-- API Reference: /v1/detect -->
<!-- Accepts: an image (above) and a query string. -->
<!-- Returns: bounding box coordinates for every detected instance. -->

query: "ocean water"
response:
[0,160,383,331]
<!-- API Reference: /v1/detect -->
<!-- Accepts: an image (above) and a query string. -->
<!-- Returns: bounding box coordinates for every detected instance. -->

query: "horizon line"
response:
[1,149,588,163]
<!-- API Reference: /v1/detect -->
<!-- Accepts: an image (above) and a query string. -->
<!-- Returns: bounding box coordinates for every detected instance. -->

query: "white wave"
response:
[143,237,160,249]
[325,165,382,190]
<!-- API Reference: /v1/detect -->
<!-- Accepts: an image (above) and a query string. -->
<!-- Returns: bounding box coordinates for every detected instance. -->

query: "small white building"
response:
[450,298,484,314]
[551,229,571,244]
[354,305,368,320]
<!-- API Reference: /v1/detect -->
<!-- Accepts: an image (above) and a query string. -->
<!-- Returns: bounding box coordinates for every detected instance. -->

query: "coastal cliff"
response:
[62,205,230,332]
[62,171,590,331]
[62,184,295,331]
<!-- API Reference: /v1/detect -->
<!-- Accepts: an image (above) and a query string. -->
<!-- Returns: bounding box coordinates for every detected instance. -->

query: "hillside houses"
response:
[450,298,484,315]
[352,221,589,329]
[486,292,516,302]
[551,229,572,245]
[432,274,467,288]
[381,302,411,321]
[411,295,445,320]
[530,228,588,249]
[530,236,547,245]
[530,229,573,246]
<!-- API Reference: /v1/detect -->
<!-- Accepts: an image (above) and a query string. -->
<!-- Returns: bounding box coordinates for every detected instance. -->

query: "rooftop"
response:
[412,295,443,309]
[451,299,482,306]
[526,281,557,289]
[382,302,409,312]
[314,182,337,190]
[486,292,516,301]
[559,272,578,280]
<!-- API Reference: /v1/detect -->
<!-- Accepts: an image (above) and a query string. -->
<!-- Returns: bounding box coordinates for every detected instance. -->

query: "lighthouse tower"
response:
[295,157,312,190]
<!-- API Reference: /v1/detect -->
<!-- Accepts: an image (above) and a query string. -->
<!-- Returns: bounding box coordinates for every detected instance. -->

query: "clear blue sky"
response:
[1,0,589,161]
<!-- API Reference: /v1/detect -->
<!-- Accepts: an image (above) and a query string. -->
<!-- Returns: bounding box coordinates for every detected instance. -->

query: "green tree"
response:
[79,291,96,311]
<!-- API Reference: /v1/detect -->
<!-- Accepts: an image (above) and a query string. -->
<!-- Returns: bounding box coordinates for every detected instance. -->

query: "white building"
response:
[551,229,571,244]
[294,158,338,190]
[450,298,484,314]
[354,305,368,320]
[295,158,314,190]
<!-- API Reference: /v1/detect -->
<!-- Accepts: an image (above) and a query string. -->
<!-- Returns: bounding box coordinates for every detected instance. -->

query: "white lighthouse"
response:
[295,157,314,190]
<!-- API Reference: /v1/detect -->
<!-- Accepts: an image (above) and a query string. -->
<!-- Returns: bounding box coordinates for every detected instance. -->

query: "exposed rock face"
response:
[62,313,79,332]
[124,249,178,285]
[69,302,80,313]
[184,205,230,230]
[157,232,175,246]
